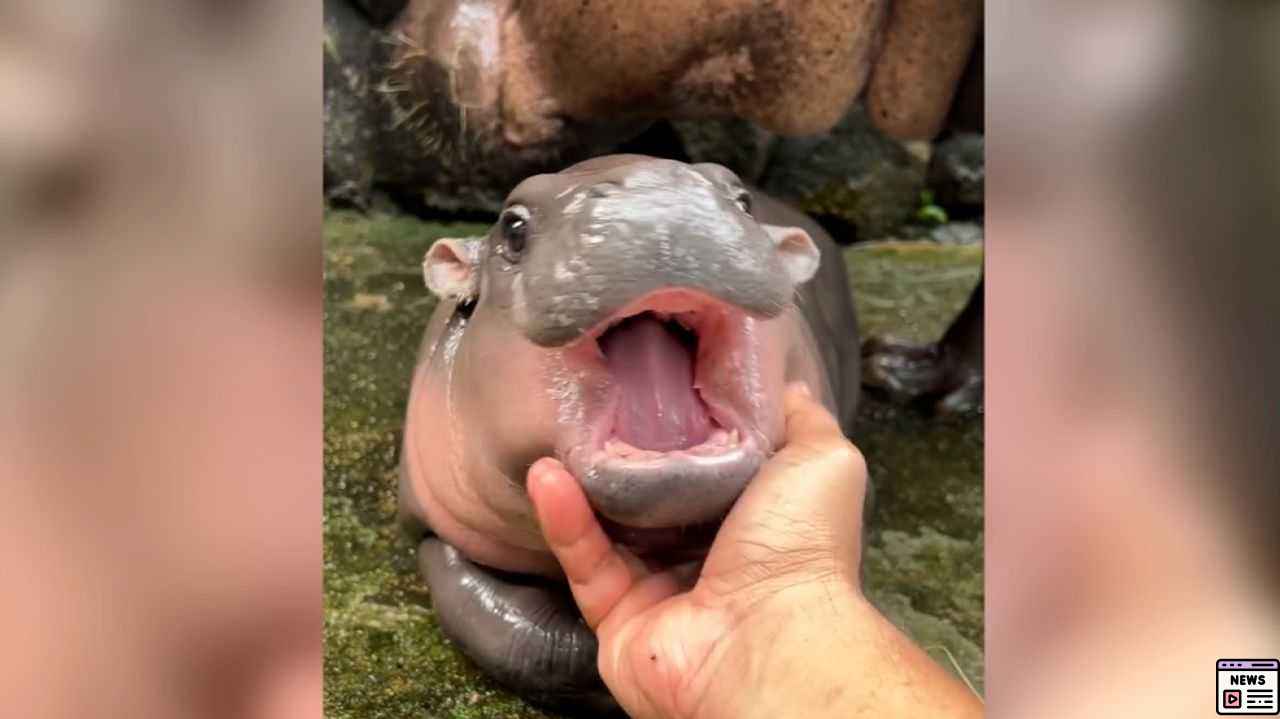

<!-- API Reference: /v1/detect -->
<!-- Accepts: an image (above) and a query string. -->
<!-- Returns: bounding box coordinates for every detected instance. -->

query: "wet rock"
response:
[930,222,983,246]
[671,118,775,185]
[763,107,927,241]
[323,0,381,206]
[929,132,984,211]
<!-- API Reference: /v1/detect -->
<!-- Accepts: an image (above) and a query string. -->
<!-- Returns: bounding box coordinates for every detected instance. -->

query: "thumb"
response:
[774,382,854,461]
[701,384,867,595]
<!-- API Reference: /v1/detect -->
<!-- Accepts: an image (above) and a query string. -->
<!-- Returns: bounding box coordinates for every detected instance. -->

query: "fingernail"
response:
[790,382,812,398]
[526,458,553,491]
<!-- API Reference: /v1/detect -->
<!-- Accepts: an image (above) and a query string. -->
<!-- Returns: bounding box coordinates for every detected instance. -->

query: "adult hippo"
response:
[399,155,860,709]
[325,0,982,209]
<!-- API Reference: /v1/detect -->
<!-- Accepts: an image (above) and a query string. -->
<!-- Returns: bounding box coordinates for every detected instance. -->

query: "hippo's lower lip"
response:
[571,437,763,529]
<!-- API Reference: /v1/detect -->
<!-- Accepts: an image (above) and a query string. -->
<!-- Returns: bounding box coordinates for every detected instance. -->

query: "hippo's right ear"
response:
[764,225,821,286]
[423,237,484,301]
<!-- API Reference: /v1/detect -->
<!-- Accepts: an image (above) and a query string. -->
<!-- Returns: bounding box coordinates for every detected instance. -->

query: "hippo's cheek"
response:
[541,288,784,538]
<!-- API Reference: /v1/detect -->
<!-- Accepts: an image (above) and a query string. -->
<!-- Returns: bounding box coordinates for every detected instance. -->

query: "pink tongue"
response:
[600,314,714,451]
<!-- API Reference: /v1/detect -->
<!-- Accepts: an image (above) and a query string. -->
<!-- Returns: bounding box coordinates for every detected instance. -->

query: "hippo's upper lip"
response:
[577,288,733,349]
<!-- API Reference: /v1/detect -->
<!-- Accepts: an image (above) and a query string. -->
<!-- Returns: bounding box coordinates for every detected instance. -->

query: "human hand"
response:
[528,384,982,719]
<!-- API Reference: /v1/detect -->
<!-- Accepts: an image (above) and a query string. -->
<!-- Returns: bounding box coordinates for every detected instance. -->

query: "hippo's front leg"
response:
[417,538,620,714]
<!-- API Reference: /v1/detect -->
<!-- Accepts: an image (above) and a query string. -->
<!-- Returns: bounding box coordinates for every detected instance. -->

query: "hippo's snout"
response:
[512,160,819,348]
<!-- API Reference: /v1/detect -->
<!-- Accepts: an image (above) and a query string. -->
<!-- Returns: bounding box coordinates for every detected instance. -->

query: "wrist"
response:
[694,580,866,719]
[698,582,982,719]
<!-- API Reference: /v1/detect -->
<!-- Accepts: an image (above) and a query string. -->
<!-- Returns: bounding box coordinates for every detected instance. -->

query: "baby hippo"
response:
[400,155,860,708]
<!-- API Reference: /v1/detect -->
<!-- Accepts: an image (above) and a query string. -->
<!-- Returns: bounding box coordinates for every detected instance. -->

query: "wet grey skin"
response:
[418,539,622,715]
[402,156,861,710]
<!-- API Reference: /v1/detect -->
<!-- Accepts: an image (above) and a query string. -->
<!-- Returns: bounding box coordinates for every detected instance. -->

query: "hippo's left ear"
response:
[423,237,484,301]
[764,225,821,285]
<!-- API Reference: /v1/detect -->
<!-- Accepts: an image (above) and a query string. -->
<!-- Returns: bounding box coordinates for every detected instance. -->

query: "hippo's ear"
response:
[423,237,484,301]
[764,225,821,285]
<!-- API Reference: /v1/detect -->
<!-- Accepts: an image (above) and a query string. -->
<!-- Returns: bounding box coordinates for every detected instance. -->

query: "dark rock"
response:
[323,0,382,205]
[946,35,984,134]
[928,132,984,211]
[762,107,927,242]
[352,0,408,25]
[671,118,775,184]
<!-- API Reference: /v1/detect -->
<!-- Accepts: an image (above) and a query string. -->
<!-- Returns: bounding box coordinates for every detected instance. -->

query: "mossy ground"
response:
[324,210,984,717]
[847,241,985,692]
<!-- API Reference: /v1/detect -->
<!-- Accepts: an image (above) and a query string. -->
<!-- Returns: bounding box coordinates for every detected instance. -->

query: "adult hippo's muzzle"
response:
[425,155,820,535]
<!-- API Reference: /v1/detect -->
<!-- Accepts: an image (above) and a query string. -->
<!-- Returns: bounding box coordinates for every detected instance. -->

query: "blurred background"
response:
[986,1,1280,716]
[2,1,1277,718]
[0,1,320,718]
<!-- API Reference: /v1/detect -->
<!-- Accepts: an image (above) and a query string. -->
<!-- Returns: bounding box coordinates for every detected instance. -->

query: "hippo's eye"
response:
[498,206,530,262]
[733,191,752,214]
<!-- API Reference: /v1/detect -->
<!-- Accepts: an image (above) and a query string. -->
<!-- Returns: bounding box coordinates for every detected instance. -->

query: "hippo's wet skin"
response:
[399,155,860,709]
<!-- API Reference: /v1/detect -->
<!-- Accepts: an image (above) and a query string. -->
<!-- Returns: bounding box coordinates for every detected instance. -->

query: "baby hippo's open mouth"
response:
[599,311,719,453]
[563,290,767,541]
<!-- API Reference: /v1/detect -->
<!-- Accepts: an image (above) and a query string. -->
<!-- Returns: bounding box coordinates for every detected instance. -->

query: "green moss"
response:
[795,158,923,239]
[845,240,983,344]
[324,209,985,714]
[846,239,984,692]
[914,190,950,226]
[872,591,985,696]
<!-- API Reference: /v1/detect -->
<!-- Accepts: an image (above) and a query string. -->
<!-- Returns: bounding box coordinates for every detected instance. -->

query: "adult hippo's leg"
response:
[417,538,620,714]
[863,279,984,414]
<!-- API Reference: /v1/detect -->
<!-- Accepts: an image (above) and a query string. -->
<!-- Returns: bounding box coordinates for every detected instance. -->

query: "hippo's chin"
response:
[596,515,723,563]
